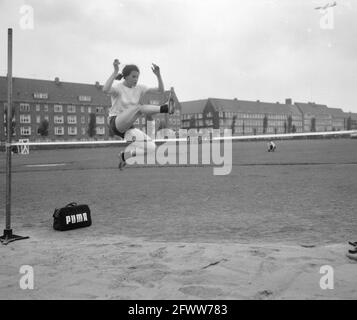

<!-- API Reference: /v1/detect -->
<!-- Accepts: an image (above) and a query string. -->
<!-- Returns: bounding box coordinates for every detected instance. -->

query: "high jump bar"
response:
[6,130,357,147]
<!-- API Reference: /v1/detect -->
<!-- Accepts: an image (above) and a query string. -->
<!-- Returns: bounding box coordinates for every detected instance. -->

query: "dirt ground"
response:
[1,139,357,299]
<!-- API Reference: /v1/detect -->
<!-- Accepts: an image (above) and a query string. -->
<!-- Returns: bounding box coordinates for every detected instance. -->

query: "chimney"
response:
[55,77,60,85]
[95,81,100,88]
[285,98,292,105]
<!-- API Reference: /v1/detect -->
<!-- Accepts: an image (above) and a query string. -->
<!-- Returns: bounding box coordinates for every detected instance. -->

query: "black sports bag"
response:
[53,202,92,231]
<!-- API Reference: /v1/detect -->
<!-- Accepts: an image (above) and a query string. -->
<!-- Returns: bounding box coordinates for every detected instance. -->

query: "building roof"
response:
[141,88,182,111]
[209,98,302,116]
[327,107,346,118]
[0,76,110,105]
[294,102,330,116]
[348,112,357,120]
[180,99,208,114]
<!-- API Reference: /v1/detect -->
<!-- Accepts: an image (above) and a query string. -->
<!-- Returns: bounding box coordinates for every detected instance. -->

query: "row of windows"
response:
[16,103,105,114]
[31,93,92,102]
[18,126,106,136]
[181,113,301,121]
[16,115,106,125]
[219,112,292,120]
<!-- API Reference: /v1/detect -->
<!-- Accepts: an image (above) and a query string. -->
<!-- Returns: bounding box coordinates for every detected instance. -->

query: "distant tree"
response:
[292,125,297,133]
[157,118,167,131]
[284,121,287,133]
[4,104,16,136]
[87,113,96,138]
[287,115,293,133]
[242,121,245,135]
[263,115,268,134]
[108,125,115,138]
[346,116,352,130]
[37,119,49,136]
[189,116,196,129]
[231,115,237,135]
[311,117,316,132]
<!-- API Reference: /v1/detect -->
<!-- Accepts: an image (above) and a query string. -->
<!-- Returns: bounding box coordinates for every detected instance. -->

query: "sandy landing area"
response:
[1,229,357,300]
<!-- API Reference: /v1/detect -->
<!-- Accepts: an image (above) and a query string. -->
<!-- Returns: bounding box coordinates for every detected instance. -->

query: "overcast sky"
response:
[0,0,356,112]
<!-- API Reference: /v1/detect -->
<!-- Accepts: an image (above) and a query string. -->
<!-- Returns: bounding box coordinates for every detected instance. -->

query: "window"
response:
[88,107,92,113]
[67,105,76,113]
[81,106,85,113]
[96,107,104,113]
[20,114,31,123]
[54,116,64,124]
[33,93,48,99]
[81,116,86,124]
[150,100,160,105]
[20,103,30,112]
[54,127,64,135]
[67,115,77,124]
[81,127,86,135]
[20,126,31,136]
[36,116,41,124]
[36,104,41,112]
[78,95,92,102]
[54,104,63,112]
[44,116,49,121]
[96,116,105,124]
[68,127,77,135]
[44,105,49,112]
[96,127,105,135]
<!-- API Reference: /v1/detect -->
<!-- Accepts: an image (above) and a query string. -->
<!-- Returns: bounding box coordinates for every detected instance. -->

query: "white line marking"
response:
[25,163,67,168]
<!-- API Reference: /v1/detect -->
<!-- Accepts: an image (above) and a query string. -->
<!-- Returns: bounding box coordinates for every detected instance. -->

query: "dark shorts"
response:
[108,116,134,139]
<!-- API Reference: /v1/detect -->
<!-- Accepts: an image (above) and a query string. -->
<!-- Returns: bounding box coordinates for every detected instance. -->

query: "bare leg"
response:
[115,105,162,133]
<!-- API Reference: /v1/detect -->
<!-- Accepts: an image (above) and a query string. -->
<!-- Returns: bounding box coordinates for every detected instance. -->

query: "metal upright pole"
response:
[1,28,29,245]
[5,28,13,231]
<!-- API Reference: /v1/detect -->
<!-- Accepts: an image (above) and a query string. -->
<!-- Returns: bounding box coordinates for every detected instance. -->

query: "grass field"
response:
[1,138,356,245]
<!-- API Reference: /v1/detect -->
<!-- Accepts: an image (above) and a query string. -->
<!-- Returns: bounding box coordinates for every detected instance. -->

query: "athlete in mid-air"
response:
[103,59,174,170]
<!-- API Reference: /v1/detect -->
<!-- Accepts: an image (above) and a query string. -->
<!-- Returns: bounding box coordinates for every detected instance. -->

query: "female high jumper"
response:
[103,59,174,170]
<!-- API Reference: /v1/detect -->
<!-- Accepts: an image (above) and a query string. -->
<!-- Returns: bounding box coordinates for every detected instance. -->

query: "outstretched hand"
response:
[151,63,161,76]
[113,59,120,74]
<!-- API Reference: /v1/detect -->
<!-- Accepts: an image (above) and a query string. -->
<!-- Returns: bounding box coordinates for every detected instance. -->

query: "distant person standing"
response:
[268,141,276,152]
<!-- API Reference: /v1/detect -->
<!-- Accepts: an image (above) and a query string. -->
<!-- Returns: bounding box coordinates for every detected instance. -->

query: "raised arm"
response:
[146,63,164,94]
[103,59,120,94]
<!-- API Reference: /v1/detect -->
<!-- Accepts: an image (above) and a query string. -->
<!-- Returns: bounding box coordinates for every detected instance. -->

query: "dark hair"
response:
[116,64,140,80]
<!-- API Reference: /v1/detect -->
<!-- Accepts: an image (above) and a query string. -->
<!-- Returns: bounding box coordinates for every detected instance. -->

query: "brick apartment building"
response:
[181,98,350,135]
[0,76,181,143]
[182,98,303,135]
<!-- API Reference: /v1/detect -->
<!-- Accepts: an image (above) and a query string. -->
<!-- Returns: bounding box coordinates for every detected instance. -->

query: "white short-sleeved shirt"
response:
[108,81,148,117]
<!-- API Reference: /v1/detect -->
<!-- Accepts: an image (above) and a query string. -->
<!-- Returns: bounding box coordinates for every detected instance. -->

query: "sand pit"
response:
[1,228,357,300]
